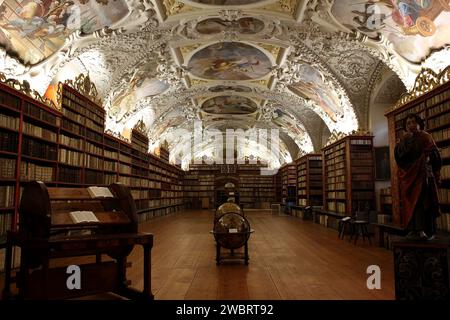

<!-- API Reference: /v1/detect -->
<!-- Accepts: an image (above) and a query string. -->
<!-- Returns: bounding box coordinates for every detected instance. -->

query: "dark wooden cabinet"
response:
[393,239,450,300]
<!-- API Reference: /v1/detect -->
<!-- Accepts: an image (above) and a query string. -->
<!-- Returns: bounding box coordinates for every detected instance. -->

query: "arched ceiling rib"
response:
[0,0,448,168]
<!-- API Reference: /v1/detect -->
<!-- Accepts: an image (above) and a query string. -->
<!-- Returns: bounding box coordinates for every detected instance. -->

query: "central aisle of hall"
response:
[126,210,395,300]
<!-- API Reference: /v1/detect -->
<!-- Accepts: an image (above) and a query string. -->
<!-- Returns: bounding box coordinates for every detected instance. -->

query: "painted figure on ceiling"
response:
[392,0,432,28]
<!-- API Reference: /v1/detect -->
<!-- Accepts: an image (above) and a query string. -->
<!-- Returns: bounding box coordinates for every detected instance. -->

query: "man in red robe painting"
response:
[394,113,441,240]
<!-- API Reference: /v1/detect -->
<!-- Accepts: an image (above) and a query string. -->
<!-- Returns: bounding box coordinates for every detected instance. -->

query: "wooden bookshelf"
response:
[280,163,297,205]
[184,163,276,209]
[295,154,323,207]
[378,187,392,224]
[0,78,184,251]
[239,174,275,209]
[322,134,375,216]
[385,67,450,232]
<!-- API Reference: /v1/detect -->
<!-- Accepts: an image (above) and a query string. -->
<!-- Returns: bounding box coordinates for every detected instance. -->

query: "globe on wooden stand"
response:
[212,201,253,265]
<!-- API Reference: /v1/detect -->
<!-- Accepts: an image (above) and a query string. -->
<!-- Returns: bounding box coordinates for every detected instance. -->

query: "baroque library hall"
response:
[0,0,450,304]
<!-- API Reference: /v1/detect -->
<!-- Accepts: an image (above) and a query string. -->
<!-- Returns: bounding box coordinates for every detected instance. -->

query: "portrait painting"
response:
[331,0,450,63]
[196,17,264,35]
[375,146,391,180]
[187,42,272,81]
[0,0,129,64]
[201,96,258,115]
[289,64,341,122]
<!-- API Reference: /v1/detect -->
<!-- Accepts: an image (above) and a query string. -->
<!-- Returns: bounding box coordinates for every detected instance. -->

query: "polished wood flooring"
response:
[1,209,396,300]
[130,209,395,300]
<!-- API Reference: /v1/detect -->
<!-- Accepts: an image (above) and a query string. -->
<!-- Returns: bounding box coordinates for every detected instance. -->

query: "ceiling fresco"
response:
[187,42,273,81]
[331,0,450,63]
[196,17,265,34]
[201,95,258,115]
[288,64,343,123]
[0,0,129,64]
[1,0,446,168]
[208,85,254,93]
[188,0,266,5]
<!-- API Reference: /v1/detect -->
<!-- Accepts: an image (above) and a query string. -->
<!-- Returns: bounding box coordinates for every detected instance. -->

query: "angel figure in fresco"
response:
[294,81,339,123]
[391,0,448,37]
[203,57,260,79]
[1,0,76,39]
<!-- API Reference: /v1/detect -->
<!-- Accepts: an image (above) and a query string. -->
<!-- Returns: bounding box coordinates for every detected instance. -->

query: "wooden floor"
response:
[1,209,396,300]
[128,209,395,300]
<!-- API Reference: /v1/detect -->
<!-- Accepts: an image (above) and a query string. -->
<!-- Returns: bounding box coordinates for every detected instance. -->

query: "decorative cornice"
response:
[325,128,372,147]
[65,73,102,106]
[278,0,298,15]
[105,129,131,143]
[133,119,148,135]
[163,0,185,16]
[387,66,450,113]
[0,72,58,110]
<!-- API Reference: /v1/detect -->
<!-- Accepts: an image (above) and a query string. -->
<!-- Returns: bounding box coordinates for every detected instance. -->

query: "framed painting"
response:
[375,146,391,181]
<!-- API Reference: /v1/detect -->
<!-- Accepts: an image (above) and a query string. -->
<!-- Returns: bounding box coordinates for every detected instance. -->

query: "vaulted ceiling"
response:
[0,0,449,168]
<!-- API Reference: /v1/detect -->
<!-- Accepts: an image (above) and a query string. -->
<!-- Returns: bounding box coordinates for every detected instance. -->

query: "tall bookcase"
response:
[322,134,375,215]
[296,154,323,207]
[183,171,215,209]
[385,67,450,231]
[0,74,184,249]
[280,163,297,205]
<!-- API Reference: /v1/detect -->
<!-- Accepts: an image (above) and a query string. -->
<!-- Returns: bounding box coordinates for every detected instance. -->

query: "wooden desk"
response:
[2,181,154,300]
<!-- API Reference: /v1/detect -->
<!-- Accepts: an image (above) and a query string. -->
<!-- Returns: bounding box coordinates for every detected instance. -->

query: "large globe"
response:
[215,202,242,223]
[213,213,251,249]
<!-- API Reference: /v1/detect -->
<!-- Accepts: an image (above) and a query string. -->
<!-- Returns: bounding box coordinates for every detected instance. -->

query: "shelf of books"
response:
[183,164,217,209]
[280,163,297,205]
[295,154,323,207]
[378,187,392,224]
[322,134,375,219]
[385,67,450,232]
[183,164,276,209]
[0,77,185,254]
[239,174,275,209]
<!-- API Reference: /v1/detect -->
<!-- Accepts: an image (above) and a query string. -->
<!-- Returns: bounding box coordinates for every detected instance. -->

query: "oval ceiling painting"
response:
[196,18,264,35]
[208,85,253,93]
[188,42,272,80]
[0,0,129,64]
[190,0,264,5]
[201,96,258,115]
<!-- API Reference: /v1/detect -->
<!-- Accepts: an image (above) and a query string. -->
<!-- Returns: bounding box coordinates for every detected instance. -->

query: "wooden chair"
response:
[2,181,154,300]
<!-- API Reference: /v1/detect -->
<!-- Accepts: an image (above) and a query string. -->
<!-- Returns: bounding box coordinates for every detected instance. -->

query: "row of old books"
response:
[0,132,18,152]
[0,186,15,208]
[431,127,450,143]
[436,213,450,232]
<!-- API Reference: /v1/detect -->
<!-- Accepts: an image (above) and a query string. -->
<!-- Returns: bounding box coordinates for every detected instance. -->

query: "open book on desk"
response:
[87,186,114,198]
[69,211,99,224]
